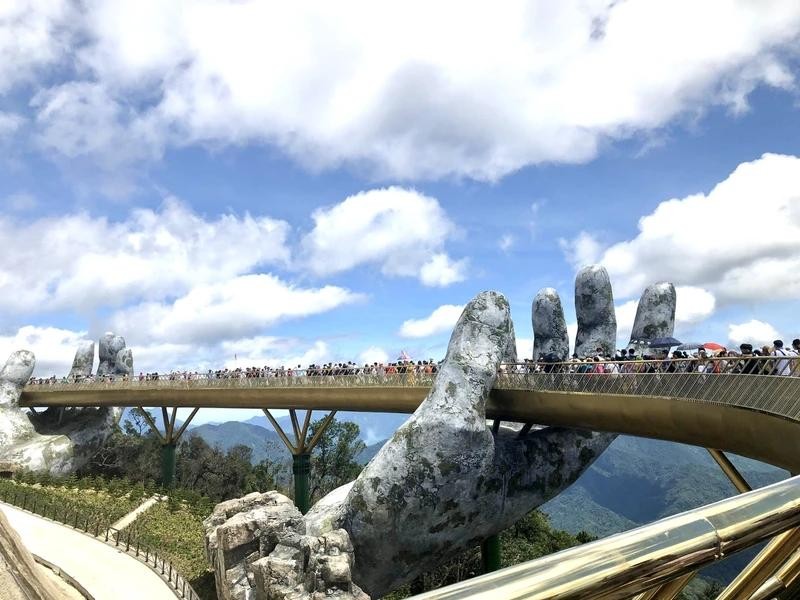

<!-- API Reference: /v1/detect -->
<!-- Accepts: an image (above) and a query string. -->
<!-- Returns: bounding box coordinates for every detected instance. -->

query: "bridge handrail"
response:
[410,474,800,600]
[23,355,800,390]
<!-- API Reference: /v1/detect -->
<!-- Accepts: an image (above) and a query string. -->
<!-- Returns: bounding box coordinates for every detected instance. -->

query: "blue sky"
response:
[1,1,800,423]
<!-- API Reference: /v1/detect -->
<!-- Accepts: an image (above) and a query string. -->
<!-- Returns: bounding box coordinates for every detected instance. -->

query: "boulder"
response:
[204,492,367,600]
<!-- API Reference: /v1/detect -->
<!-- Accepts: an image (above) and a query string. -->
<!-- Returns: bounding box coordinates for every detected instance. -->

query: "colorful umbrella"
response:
[702,342,724,351]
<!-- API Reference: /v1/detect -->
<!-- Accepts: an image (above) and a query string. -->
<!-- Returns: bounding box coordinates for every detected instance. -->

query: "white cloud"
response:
[675,286,716,325]
[0,0,75,93]
[562,154,800,304]
[0,112,23,138]
[399,304,464,338]
[2,192,37,212]
[358,346,389,365]
[301,187,466,286]
[0,325,88,377]
[499,234,515,252]
[8,1,800,181]
[111,274,362,345]
[615,299,639,346]
[32,81,160,166]
[0,198,290,312]
[728,319,782,348]
[419,254,467,287]
[220,337,331,370]
[560,231,603,270]
[515,337,533,361]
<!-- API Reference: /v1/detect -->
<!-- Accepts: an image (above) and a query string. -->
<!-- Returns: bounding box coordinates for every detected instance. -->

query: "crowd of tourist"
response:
[24,339,800,386]
[511,338,800,377]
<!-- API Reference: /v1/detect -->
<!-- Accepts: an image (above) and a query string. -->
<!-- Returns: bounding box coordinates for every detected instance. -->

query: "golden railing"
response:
[411,474,800,600]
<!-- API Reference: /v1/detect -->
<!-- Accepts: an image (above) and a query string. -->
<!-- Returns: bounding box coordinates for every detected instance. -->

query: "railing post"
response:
[292,453,311,514]
[161,442,177,487]
[481,534,501,573]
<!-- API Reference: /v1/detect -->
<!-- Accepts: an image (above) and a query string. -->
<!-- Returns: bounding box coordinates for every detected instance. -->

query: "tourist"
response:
[772,340,796,377]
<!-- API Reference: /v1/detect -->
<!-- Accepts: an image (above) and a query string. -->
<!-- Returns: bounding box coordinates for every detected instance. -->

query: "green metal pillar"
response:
[161,442,177,488]
[293,453,311,514]
[481,534,501,573]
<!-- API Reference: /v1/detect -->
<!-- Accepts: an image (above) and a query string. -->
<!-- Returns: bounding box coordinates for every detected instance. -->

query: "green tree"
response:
[309,417,366,501]
[698,580,723,599]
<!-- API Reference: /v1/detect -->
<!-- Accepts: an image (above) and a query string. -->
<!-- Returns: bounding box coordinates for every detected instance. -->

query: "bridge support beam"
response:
[137,406,200,489]
[264,408,337,514]
[481,534,501,573]
[293,453,311,515]
[161,442,176,487]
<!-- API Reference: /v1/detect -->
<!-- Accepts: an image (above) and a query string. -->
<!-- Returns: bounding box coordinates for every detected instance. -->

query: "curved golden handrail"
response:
[410,474,800,600]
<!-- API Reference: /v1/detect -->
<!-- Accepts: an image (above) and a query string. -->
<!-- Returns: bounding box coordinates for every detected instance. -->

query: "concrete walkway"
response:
[110,494,165,532]
[0,502,177,600]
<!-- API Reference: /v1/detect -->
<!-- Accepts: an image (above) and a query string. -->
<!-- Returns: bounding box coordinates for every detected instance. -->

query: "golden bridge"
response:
[20,358,800,599]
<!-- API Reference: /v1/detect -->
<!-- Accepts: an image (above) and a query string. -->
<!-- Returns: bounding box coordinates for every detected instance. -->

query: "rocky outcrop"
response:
[203,491,367,600]
[67,341,94,379]
[574,265,617,357]
[629,282,677,346]
[0,508,61,600]
[0,335,125,475]
[532,287,569,360]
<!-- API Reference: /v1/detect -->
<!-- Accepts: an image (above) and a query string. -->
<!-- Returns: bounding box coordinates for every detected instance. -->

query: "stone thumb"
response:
[415,291,512,428]
[0,350,35,407]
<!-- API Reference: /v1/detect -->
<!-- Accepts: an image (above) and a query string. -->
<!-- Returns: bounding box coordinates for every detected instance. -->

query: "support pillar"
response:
[161,442,176,488]
[263,408,337,514]
[481,534,501,573]
[293,453,311,514]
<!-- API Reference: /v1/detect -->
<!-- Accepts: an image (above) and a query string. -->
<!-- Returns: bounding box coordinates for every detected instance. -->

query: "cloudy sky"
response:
[1,1,800,422]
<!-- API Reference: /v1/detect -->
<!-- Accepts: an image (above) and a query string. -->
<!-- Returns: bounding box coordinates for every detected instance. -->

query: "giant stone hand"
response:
[0,334,127,475]
[203,267,679,599]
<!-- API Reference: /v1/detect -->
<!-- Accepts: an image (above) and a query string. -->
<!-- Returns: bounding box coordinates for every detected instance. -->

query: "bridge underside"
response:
[20,386,800,473]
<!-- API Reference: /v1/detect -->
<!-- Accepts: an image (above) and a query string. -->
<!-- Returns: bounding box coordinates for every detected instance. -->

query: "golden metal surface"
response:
[704,527,800,600]
[411,475,800,600]
[631,451,752,600]
[629,572,695,600]
[749,546,800,600]
[708,448,752,494]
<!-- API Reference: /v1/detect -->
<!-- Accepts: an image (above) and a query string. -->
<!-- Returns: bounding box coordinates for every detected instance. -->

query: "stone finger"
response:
[574,264,617,358]
[0,350,35,408]
[68,341,94,379]
[629,282,676,349]
[532,287,569,361]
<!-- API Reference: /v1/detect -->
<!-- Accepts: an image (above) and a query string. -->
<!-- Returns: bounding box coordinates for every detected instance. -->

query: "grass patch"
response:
[127,499,216,599]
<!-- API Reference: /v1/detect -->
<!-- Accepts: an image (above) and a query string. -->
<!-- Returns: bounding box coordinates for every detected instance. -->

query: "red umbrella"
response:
[702,342,724,351]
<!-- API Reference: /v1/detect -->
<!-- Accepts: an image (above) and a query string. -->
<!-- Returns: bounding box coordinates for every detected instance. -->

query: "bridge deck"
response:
[19,371,800,472]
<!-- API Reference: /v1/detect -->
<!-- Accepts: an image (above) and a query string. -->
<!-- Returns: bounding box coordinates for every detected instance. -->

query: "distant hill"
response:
[186,421,287,464]
[357,439,388,464]
[121,408,185,435]
[541,435,787,583]
[245,411,407,445]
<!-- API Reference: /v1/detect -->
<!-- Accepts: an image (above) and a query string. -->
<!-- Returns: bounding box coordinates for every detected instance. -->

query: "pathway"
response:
[0,502,177,600]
